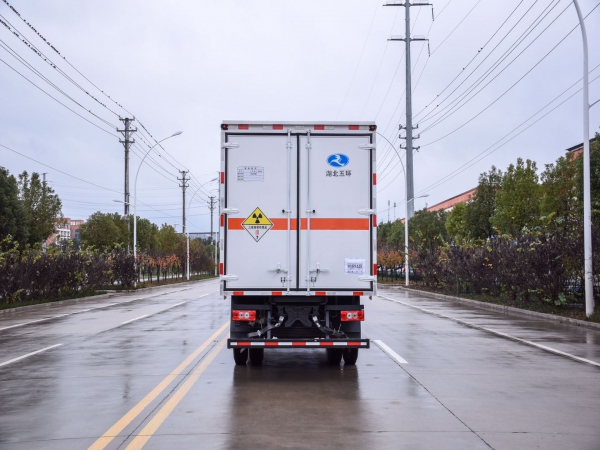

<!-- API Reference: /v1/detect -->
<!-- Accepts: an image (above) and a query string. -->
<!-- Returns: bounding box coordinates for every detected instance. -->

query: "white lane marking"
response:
[379,295,600,369]
[0,344,63,368]
[121,314,149,325]
[373,340,408,365]
[0,285,211,333]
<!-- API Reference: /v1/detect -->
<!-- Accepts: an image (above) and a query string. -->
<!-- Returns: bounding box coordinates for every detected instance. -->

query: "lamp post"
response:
[133,131,183,286]
[572,0,594,316]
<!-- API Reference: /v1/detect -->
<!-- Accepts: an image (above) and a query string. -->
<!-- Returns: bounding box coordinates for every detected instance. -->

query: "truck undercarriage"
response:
[226,295,369,365]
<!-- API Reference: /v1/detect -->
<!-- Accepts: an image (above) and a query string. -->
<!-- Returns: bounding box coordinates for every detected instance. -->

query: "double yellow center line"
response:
[88,320,229,450]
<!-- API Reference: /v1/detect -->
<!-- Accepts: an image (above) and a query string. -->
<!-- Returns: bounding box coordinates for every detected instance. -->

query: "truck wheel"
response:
[343,348,359,365]
[233,348,247,365]
[249,348,264,365]
[326,349,343,364]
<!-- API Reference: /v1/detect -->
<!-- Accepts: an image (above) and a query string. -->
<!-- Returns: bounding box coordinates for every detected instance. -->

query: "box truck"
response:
[221,121,377,365]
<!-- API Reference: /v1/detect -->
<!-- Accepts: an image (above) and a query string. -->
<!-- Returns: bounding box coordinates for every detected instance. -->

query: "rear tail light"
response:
[232,310,256,321]
[341,310,364,322]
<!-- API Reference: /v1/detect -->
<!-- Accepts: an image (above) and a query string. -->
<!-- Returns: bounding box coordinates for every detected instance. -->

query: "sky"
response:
[1,0,599,231]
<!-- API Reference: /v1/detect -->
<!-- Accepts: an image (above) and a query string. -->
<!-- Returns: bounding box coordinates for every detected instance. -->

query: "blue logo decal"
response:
[327,154,350,167]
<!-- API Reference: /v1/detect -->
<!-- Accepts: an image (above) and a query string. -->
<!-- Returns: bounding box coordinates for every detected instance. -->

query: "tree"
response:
[445,202,468,243]
[156,224,183,253]
[0,167,28,246]
[79,212,126,250]
[464,166,502,240]
[492,158,542,236]
[131,216,159,252]
[540,155,578,234]
[408,209,448,253]
[18,171,63,245]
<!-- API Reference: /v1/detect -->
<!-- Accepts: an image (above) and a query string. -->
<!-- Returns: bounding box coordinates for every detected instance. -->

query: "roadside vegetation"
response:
[0,167,217,308]
[378,133,600,321]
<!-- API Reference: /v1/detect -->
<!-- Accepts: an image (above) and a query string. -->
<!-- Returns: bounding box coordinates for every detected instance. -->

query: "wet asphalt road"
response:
[0,281,599,450]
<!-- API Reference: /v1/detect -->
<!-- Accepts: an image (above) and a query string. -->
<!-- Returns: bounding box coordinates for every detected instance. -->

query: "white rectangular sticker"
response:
[345,258,366,275]
[237,166,264,181]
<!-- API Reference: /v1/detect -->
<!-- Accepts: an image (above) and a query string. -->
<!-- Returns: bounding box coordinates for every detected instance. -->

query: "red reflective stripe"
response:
[314,125,325,130]
[233,291,244,296]
[320,342,334,347]
[347,342,362,347]
[265,342,279,347]
[373,173,377,185]
[292,342,306,347]
[315,292,326,296]
[273,124,283,130]
[220,214,224,227]
[349,125,359,130]
[272,291,283,296]
[238,124,249,130]
[373,215,377,227]
[353,291,364,296]
[220,172,225,184]
[373,264,377,275]
[219,263,223,275]
[237,342,251,346]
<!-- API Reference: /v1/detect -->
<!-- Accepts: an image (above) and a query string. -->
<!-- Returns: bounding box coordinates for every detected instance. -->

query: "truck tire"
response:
[326,348,343,364]
[233,348,247,365]
[343,348,359,365]
[249,348,264,365]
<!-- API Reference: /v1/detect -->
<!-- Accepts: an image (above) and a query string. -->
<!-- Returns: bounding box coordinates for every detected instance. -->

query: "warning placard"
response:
[242,207,273,242]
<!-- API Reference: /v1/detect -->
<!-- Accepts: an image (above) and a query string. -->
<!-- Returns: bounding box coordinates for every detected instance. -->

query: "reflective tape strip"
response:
[227,218,369,231]
[230,341,368,347]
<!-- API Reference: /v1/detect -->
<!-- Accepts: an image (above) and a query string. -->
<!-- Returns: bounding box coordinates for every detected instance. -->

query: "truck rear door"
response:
[223,133,298,289]
[298,133,374,292]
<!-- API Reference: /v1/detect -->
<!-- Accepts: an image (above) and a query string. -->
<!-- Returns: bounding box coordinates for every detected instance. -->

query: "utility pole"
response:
[178,170,189,234]
[386,1,431,220]
[394,202,397,221]
[118,118,136,253]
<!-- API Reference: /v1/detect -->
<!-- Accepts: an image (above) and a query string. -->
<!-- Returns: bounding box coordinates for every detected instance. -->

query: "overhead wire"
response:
[418,0,565,130]
[419,1,600,147]
[335,0,381,119]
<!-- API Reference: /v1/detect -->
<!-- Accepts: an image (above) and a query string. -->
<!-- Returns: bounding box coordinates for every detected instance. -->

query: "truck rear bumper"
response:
[227,338,370,349]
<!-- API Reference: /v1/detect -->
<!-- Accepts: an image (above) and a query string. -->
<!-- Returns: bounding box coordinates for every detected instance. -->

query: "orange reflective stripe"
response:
[228,218,369,231]
[301,218,369,230]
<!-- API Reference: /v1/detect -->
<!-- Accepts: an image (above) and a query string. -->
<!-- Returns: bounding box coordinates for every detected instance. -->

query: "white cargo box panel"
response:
[220,122,377,295]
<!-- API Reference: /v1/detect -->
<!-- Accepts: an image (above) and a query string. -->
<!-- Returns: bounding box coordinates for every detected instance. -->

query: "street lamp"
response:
[133,131,183,286]
[573,0,595,316]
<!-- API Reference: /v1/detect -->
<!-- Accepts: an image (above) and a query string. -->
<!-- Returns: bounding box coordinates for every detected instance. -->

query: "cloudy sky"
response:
[1,0,599,231]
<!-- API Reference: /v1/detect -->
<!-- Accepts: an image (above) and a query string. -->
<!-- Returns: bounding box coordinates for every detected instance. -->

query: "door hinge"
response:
[221,143,239,149]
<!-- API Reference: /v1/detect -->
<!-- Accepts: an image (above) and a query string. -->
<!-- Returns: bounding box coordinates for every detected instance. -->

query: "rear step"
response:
[228,339,370,348]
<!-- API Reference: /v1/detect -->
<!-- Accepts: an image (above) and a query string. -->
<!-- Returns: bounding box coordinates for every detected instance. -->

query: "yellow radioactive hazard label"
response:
[242,207,273,242]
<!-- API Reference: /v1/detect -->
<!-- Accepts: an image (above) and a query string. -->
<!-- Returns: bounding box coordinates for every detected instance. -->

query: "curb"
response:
[0,277,219,315]
[380,284,600,332]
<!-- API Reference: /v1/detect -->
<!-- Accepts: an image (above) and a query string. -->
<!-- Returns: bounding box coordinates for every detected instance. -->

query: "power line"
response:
[378,67,600,195]
[420,1,600,146]
[335,0,381,119]
[418,0,566,129]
